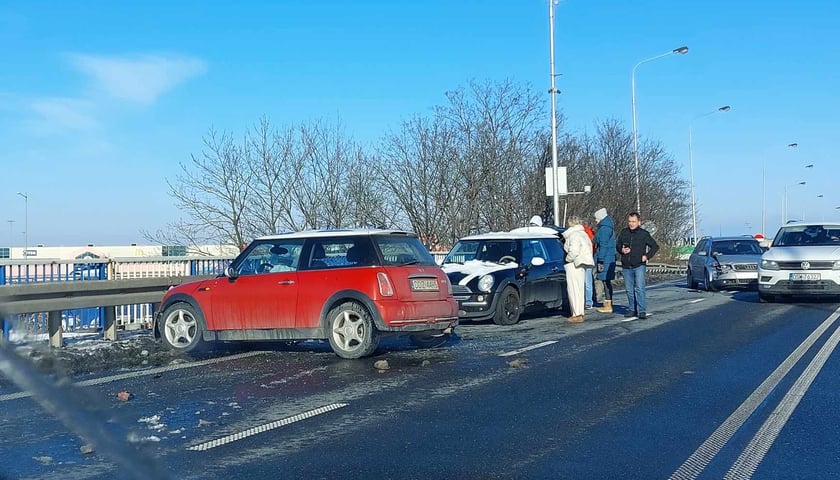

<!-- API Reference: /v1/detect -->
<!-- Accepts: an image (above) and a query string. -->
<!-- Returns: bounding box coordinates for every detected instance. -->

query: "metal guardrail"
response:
[0,276,211,348]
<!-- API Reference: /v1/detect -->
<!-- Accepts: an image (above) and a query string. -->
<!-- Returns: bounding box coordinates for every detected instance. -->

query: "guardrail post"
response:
[48,311,63,348]
[103,306,117,341]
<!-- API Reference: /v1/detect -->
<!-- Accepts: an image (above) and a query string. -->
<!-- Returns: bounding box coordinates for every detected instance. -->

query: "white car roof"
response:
[460,228,560,241]
[256,229,416,240]
[777,222,840,229]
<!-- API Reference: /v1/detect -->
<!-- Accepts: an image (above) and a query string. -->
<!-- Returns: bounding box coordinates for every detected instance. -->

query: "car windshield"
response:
[772,225,840,247]
[374,235,437,266]
[710,240,763,255]
[444,240,518,264]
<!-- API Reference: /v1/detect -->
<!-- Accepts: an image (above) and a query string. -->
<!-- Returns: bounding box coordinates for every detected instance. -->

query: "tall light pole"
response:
[631,45,689,215]
[688,105,730,242]
[16,192,28,257]
[548,0,561,226]
[783,181,805,223]
[6,219,15,255]
[765,142,798,235]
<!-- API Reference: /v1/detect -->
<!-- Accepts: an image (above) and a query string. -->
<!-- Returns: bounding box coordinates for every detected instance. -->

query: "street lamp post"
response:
[631,45,689,215]
[783,181,806,223]
[16,192,28,257]
[548,0,561,226]
[688,105,730,242]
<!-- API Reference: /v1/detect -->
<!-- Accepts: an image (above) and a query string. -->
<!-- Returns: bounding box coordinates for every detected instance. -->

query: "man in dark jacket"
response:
[593,208,617,313]
[616,212,659,319]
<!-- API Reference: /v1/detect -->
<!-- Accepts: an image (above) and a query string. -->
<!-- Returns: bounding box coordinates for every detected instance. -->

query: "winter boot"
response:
[596,300,613,314]
[567,315,584,323]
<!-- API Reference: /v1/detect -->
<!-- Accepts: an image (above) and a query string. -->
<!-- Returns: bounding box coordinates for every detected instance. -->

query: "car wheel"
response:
[687,268,697,289]
[410,332,449,349]
[327,301,380,359]
[493,286,522,325]
[758,292,774,303]
[704,269,719,292]
[159,302,206,353]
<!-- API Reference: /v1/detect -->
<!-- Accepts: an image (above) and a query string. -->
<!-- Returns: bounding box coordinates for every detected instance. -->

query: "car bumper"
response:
[713,271,758,289]
[374,299,460,332]
[758,270,840,295]
[451,291,498,321]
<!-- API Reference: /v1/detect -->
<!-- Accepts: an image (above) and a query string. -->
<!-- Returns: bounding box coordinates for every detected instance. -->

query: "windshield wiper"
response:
[400,260,420,266]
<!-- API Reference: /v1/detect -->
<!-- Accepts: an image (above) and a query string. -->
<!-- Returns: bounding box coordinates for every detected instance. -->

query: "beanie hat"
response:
[528,215,543,227]
[594,208,608,223]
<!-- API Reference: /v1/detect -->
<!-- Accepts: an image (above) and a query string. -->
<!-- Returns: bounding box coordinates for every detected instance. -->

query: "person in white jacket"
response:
[562,215,595,323]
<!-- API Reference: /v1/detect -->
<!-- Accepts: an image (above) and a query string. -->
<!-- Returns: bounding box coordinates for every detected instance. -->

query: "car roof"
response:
[459,229,561,241]
[255,229,417,241]
[705,236,759,242]
[777,222,840,229]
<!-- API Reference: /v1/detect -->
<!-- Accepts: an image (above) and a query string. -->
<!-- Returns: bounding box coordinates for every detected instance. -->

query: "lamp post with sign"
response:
[16,192,28,257]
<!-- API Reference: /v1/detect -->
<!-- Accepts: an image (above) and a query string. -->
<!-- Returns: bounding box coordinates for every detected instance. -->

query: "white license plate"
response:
[790,273,820,281]
[410,278,439,291]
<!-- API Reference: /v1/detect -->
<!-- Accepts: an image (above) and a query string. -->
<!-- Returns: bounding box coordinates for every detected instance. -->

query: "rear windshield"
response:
[710,240,763,255]
[773,225,840,247]
[374,235,438,267]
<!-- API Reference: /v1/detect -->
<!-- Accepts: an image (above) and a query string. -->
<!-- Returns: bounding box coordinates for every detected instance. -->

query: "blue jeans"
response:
[623,264,647,314]
[584,267,593,307]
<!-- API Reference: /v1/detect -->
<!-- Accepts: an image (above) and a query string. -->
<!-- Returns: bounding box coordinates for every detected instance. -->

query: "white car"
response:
[757,222,840,302]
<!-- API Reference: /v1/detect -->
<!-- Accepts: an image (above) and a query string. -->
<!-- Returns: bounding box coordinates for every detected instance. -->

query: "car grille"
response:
[733,264,757,271]
[777,261,835,270]
[451,285,472,295]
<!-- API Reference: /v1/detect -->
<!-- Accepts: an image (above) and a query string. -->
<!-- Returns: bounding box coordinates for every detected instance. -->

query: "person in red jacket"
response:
[582,222,595,309]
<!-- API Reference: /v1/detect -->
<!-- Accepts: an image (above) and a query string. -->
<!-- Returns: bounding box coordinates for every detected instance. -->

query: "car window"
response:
[443,240,479,264]
[693,240,708,255]
[304,238,369,270]
[236,240,304,275]
[476,240,518,263]
[375,236,437,266]
[540,238,565,263]
[711,240,762,255]
[774,225,840,246]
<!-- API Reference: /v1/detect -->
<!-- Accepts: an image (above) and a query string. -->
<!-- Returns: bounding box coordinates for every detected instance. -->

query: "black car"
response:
[441,228,567,325]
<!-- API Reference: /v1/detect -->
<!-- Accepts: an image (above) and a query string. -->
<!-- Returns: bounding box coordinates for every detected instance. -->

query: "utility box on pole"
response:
[545,166,568,196]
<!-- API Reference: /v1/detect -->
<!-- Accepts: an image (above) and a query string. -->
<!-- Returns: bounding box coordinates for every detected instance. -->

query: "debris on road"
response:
[373,359,390,371]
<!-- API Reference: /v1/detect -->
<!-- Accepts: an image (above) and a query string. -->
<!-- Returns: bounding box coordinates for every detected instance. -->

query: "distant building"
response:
[0,244,239,261]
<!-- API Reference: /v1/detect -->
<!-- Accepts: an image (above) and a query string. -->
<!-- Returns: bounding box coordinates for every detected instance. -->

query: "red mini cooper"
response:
[154,230,459,358]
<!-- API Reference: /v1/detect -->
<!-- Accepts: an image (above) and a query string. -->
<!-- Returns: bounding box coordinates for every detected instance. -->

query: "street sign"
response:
[545,166,568,196]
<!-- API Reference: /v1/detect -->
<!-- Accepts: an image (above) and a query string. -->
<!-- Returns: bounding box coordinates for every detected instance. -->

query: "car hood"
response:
[762,246,840,261]
[712,254,762,264]
[441,260,517,285]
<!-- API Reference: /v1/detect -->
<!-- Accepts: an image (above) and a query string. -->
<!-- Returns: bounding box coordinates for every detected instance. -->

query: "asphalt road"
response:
[2,281,839,480]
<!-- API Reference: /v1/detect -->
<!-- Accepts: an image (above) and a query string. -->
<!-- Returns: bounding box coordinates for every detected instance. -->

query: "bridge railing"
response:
[0,256,234,344]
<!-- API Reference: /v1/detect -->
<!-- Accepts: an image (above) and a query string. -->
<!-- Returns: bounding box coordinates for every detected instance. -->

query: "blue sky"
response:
[1,0,838,246]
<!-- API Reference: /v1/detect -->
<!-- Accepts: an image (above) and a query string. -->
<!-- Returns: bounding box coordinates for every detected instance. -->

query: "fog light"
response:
[476,295,485,302]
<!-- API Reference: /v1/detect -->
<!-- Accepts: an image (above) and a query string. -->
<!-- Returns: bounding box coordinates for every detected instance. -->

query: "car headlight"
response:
[834,260,840,270]
[477,274,494,293]
[760,259,779,270]
[715,263,732,272]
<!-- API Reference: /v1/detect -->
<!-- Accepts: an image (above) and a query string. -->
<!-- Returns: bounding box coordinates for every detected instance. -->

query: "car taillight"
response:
[443,275,453,295]
[377,272,394,296]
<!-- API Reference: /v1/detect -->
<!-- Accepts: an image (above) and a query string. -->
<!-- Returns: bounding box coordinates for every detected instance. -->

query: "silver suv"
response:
[758,222,840,302]
[687,236,763,291]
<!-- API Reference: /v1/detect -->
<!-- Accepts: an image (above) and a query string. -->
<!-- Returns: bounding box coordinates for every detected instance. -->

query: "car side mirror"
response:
[225,265,239,279]
[531,257,545,266]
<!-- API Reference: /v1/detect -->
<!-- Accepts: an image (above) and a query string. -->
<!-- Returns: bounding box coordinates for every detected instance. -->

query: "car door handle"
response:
[277,280,295,286]
[552,267,561,272]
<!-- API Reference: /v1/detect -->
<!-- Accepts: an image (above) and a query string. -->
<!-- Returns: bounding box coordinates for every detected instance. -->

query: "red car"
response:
[154,230,459,358]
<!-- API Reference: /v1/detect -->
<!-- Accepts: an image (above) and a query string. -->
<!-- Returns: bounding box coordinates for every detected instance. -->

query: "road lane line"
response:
[186,403,348,451]
[724,319,840,480]
[498,340,558,357]
[668,307,840,480]
[0,351,266,402]
[689,299,705,304]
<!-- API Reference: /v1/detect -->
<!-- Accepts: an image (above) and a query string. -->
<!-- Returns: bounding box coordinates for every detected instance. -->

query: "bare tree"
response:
[143,129,251,250]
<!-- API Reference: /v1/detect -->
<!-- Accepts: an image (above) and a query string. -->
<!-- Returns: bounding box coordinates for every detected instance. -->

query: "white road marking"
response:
[498,340,558,357]
[186,403,348,451]
[689,299,705,304]
[668,307,840,480]
[0,351,266,402]
[620,316,637,322]
[724,318,840,480]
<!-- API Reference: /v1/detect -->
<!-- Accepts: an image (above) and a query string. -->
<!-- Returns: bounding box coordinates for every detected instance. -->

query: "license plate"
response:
[790,273,820,281]
[410,278,439,291]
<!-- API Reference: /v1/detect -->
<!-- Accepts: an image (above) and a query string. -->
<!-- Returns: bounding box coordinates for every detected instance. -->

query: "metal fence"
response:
[0,256,234,338]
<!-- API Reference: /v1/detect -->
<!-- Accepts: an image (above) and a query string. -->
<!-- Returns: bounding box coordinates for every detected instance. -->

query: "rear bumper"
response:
[374,298,460,332]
